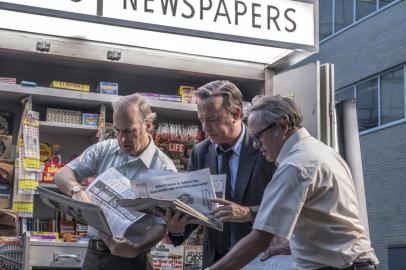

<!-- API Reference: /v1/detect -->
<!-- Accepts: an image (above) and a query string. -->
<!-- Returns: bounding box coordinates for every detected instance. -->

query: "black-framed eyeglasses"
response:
[251,123,276,145]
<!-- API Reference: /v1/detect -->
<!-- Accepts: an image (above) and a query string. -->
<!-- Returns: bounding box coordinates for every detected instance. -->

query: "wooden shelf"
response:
[0,83,198,120]
[39,121,97,136]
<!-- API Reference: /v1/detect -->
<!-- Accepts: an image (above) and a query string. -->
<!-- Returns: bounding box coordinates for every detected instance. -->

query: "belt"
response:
[88,239,110,251]
[318,261,377,270]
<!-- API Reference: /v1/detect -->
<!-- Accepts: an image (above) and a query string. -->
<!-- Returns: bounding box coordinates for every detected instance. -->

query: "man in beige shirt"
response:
[206,96,378,270]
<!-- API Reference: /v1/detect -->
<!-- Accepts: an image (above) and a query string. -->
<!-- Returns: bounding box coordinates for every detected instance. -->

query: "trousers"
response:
[82,242,150,270]
[318,261,377,270]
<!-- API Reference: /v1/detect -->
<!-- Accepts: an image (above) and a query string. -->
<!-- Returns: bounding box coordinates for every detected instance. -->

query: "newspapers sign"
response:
[0,0,315,48]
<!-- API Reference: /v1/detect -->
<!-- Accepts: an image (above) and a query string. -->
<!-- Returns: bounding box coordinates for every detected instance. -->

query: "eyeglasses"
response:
[251,123,276,145]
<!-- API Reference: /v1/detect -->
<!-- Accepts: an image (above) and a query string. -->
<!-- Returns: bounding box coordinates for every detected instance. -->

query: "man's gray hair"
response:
[248,95,303,129]
[112,93,156,122]
[196,80,243,118]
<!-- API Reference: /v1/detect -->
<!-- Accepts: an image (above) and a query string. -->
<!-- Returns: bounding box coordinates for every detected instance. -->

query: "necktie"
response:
[214,148,234,255]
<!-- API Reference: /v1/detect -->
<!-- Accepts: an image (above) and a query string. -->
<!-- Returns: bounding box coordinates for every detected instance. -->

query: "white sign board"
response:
[0,0,315,49]
[103,0,315,48]
[0,0,97,15]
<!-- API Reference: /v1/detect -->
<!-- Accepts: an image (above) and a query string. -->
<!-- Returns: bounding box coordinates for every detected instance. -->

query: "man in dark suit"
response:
[163,80,280,268]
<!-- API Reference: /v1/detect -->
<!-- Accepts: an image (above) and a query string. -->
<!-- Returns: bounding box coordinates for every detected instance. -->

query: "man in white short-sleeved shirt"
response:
[206,96,378,270]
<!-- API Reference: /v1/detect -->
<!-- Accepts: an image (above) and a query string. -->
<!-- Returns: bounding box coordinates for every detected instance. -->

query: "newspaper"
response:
[242,255,295,270]
[85,168,145,237]
[37,187,112,236]
[119,168,222,230]
[37,168,145,237]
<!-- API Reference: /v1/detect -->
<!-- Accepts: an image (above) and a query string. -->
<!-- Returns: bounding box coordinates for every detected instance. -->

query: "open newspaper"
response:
[119,168,225,231]
[37,168,145,237]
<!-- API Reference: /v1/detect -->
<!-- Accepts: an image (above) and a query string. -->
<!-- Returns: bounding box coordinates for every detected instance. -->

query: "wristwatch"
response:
[70,185,83,196]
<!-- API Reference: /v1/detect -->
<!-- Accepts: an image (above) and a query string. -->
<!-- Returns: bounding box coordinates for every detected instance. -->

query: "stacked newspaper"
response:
[119,169,226,231]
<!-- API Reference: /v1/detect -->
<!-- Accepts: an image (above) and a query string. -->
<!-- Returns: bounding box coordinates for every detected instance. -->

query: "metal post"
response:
[336,98,370,236]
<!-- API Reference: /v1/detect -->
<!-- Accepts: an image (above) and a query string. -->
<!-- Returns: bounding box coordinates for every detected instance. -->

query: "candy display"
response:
[46,108,82,125]
[154,122,203,172]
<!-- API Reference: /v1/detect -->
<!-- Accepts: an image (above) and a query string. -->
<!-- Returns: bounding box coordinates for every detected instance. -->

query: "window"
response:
[319,0,400,40]
[380,68,405,125]
[380,0,396,8]
[388,246,406,270]
[356,0,377,20]
[356,78,379,131]
[335,0,354,32]
[336,87,355,103]
[320,0,333,40]
[336,65,406,133]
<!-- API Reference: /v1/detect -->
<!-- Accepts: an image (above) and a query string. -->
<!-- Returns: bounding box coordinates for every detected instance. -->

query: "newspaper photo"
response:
[37,187,112,236]
[119,168,222,230]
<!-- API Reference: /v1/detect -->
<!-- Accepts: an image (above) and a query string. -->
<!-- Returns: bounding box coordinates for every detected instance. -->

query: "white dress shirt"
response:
[253,128,378,269]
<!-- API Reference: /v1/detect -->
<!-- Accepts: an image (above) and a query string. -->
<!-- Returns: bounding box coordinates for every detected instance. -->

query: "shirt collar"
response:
[275,128,311,166]
[216,124,245,157]
[113,135,157,169]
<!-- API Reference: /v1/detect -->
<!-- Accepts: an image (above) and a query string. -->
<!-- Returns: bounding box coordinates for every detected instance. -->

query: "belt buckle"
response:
[95,240,106,251]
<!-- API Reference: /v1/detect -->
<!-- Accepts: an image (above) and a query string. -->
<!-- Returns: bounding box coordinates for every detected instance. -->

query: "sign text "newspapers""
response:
[123,0,297,33]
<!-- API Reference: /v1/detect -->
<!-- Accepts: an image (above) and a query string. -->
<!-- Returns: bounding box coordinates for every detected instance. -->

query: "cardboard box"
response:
[178,85,195,96]
[46,108,82,124]
[137,92,160,99]
[181,93,197,104]
[97,82,118,95]
[50,81,90,92]
[0,77,17,84]
[158,94,181,102]
[82,113,99,126]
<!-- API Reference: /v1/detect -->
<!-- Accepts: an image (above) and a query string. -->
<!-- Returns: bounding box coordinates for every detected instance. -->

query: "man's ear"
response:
[232,107,242,122]
[144,120,153,133]
[279,121,288,135]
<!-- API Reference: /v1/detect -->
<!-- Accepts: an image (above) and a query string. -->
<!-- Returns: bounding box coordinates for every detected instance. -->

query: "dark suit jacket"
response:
[169,126,276,268]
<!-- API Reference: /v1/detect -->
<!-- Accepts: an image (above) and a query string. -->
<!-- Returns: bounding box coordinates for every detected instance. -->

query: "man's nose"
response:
[118,132,126,142]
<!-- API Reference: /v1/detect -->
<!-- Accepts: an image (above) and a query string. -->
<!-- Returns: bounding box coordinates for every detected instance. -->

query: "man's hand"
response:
[99,232,141,258]
[210,199,253,223]
[260,237,290,261]
[156,208,199,235]
[72,190,92,203]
